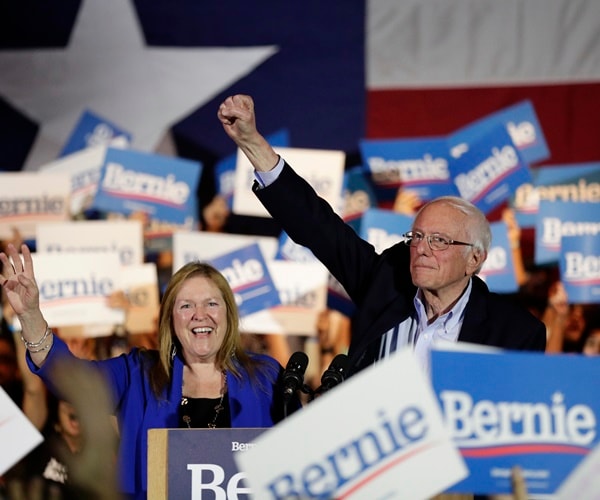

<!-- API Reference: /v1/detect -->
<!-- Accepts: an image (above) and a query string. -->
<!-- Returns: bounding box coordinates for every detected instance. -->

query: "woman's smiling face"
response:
[172,275,227,364]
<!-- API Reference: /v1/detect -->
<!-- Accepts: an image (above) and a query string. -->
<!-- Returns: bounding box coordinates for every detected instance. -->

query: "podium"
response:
[148,428,267,499]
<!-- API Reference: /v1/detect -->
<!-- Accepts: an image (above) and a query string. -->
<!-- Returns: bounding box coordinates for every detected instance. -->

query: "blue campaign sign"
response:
[343,166,377,234]
[478,222,518,294]
[431,349,600,496]
[91,147,201,225]
[275,231,317,263]
[560,234,600,304]
[511,162,600,229]
[448,123,533,215]
[359,136,458,207]
[209,243,281,318]
[535,200,600,266]
[60,109,132,157]
[215,157,236,209]
[452,100,549,167]
[359,208,413,254]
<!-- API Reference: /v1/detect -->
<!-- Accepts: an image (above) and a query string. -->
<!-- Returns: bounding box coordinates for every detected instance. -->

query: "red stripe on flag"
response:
[366,82,600,165]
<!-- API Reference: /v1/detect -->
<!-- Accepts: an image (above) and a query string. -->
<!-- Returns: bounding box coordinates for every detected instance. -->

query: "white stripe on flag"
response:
[367,0,600,89]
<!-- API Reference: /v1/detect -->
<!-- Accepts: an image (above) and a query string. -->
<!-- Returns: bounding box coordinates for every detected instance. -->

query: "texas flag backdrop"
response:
[1,0,599,183]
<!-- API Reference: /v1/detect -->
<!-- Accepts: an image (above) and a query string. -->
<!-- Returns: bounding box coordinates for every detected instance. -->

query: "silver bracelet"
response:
[21,325,52,349]
[27,336,53,354]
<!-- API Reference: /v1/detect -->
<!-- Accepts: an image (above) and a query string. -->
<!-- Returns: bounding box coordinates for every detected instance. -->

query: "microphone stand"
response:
[283,383,314,417]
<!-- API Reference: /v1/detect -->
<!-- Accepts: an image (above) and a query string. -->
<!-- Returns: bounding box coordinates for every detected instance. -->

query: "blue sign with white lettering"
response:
[535,200,600,265]
[448,123,532,215]
[209,243,281,317]
[432,349,600,496]
[275,231,317,263]
[359,208,413,254]
[215,158,236,209]
[91,147,201,225]
[511,162,600,229]
[560,234,600,304]
[478,222,518,294]
[60,109,132,157]
[342,166,377,233]
[453,100,549,167]
[360,136,458,207]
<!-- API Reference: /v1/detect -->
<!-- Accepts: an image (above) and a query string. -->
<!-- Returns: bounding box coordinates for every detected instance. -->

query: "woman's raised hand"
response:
[0,243,40,318]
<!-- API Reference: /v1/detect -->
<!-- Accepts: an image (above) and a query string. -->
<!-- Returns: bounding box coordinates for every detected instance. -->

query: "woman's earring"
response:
[171,343,177,361]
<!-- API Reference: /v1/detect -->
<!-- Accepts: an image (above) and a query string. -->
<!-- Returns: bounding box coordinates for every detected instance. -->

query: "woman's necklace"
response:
[181,371,227,429]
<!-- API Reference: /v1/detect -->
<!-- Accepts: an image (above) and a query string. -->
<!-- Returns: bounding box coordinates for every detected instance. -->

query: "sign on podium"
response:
[147,427,266,499]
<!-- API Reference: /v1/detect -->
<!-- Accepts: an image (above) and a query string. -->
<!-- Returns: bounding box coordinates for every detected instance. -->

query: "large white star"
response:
[0,0,277,170]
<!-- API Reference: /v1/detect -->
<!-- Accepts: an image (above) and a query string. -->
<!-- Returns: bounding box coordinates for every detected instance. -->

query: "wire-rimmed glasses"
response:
[402,231,474,251]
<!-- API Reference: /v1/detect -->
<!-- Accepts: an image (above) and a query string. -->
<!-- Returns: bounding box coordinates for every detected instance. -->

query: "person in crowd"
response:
[543,281,590,353]
[0,330,29,499]
[0,327,22,407]
[217,94,546,377]
[501,207,529,288]
[202,194,231,233]
[62,332,99,360]
[24,394,93,500]
[576,306,600,356]
[1,283,50,499]
[0,243,299,500]
[393,188,423,216]
[314,308,350,386]
[542,281,600,356]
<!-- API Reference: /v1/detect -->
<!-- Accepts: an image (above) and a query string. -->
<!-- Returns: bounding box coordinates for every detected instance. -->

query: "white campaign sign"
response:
[0,387,44,476]
[237,259,329,336]
[38,144,110,216]
[115,262,160,334]
[233,146,346,217]
[28,251,125,330]
[267,260,328,336]
[172,230,278,273]
[235,348,467,499]
[36,219,144,266]
[556,441,600,500]
[0,172,71,240]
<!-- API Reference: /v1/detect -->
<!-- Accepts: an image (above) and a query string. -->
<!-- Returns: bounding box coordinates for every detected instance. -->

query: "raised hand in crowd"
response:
[501,207,528,287]
[0,244,50,368]
[393,188,422,216]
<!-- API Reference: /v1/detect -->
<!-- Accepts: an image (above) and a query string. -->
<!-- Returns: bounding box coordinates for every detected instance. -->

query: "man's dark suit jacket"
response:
[255,163,546,376]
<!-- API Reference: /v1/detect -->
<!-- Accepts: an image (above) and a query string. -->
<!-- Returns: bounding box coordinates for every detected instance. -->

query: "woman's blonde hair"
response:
[149,261,256,397]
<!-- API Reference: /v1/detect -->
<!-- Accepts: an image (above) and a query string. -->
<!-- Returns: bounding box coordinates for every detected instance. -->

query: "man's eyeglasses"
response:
[402,231,474,251]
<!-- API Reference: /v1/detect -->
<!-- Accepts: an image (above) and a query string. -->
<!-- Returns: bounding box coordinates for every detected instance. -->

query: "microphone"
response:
[318,354,349,394]
[282,351,309,402]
